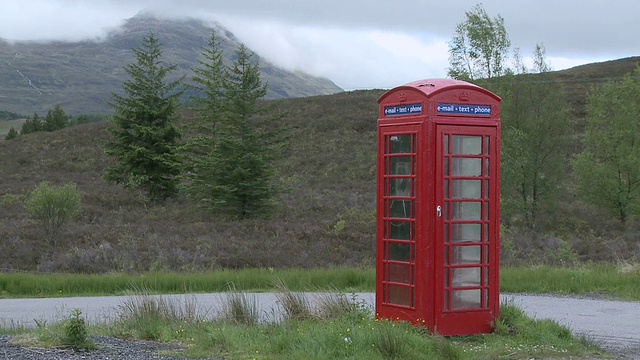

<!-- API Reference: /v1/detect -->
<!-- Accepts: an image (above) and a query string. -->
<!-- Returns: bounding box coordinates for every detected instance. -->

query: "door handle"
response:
[436,205,442,217]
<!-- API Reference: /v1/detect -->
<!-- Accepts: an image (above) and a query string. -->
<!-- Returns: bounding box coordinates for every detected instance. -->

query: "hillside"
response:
[0,57,639,273]
[0,13,342,116]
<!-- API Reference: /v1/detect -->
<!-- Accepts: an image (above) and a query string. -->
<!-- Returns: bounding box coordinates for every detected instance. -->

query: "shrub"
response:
[62,309,95,351]
[24,182,81,244]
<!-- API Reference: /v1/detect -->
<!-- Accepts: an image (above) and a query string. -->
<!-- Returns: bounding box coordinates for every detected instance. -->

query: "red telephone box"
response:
[375,79,501,336]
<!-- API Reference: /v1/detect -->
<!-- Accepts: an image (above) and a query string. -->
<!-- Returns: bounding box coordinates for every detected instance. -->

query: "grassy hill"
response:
[0,57,639,273]
[0,13,342,116]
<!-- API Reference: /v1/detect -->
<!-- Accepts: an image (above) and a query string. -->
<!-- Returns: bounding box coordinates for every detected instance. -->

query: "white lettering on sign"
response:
[437,103,491,116]
[384,103,423,116]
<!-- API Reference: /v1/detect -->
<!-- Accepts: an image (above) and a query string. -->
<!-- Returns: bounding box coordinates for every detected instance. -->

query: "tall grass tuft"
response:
[112,284,199,341]
[220,284,259,325]
[273,277,313,321]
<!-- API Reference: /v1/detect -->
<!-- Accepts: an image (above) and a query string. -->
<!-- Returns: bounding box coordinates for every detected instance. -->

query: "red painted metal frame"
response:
[376,79,501,336]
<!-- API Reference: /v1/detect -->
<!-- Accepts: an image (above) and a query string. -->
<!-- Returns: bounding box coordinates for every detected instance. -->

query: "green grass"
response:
[501,263,640,300]
[2,264,640,301]
[3,284,605,359]
[0,268,375,298]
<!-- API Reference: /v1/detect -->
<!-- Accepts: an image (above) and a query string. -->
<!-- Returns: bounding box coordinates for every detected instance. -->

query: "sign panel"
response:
[384,103,423,116]
[437,103,491,116]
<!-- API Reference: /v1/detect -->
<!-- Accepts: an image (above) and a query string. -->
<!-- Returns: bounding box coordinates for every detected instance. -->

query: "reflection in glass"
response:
[451,135,482,155]
[452,267,481,286]
[452,289,481,309]
[452,158,482,176]
[451,224,481,242]
[452,246,481,264]
[451,180,481,198]
[451,202,481,220]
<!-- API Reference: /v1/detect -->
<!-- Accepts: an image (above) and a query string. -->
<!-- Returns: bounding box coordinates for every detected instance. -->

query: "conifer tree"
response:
[5,126,17,140]
[186,39,287,218]
[20,113,42,135]
[43,104,69,131]
[103,33,183,200]
[183,31,227,208]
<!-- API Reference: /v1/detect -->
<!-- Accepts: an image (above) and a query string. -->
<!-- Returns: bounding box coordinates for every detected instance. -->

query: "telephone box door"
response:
[376,124,423,322]
[434,124,500,335]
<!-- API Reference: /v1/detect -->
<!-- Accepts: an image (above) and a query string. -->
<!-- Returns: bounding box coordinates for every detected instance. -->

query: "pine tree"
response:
[43,104,69,131]
[5,126,17,140]
[186,40,287,218]
[103,32,184,200]
[183,31,227,208]
[20,113,42,135]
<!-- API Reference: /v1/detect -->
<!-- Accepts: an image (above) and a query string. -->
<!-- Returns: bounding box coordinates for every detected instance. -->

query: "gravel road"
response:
[1,292,639,359]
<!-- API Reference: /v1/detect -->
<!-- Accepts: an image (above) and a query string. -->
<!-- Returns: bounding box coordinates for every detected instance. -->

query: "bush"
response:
[24,182,81,243]
[62,309,95,350]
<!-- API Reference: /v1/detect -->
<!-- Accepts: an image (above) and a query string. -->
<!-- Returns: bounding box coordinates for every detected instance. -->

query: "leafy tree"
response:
[500,61,572,229]
[25,181,81,245]
[43,104,69,131]
[447,3,511,83]
[573,66,640,224]
[103,32,184,200]
[186,40,287,218]
[20,112,42,134]
[5,126,18,140]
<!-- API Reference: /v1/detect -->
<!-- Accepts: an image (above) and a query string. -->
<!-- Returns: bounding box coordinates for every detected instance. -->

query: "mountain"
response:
[0,13,343,116]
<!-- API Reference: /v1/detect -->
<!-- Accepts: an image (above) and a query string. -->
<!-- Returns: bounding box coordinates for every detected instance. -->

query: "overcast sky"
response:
[1,0,638,90]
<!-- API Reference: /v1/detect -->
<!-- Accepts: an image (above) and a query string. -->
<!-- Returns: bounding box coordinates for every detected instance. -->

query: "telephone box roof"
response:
[378,78,501,103]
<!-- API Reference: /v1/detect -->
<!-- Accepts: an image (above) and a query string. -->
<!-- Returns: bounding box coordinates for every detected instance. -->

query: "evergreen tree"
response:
[103,32,184,200]
[5,126,18,140]
[183,31,227,208]
[20,113,42,135]
[43,104,69,131]
[186,40,287,218]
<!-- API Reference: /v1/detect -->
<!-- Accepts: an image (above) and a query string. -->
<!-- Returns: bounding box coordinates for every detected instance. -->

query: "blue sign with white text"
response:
[437,103,491,116]
[384,103,422,116]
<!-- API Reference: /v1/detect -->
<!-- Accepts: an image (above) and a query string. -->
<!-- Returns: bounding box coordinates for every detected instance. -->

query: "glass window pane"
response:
[444,245,450,264]
[390,178,410,196]
[452,158,482,176]
[386,263,411,284]
[444,157,449,176]
[451,202,481,220]
[452,289,481,309]
[390,200,411,218]
[444,179,449,198]
[452,135,482,155]
[452,267,481,287]
[444,135,449,154]
[387,285,412,307]
[444,291,450,310]
[390,157,411,175]
[451,224,481,242]
[452,246,481,264]
[484,136,490,154]
[388,242,411,261]
[484,158,490,177]
[390,221,411,240]
[444,224,449,243]
[390,135,413,153]
[451,180,481,198]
